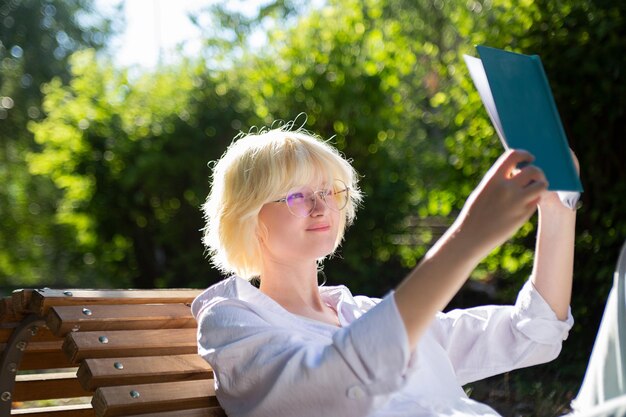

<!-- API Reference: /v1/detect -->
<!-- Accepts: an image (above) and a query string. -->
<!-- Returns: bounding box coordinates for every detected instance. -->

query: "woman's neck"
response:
[259,261,339,326]
[260,261,323,310]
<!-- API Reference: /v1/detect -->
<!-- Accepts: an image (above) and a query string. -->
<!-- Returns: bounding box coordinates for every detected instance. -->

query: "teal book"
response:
[463,45,583,192]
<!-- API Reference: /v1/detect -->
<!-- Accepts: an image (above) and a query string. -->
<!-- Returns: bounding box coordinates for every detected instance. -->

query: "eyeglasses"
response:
[272,179,350,218]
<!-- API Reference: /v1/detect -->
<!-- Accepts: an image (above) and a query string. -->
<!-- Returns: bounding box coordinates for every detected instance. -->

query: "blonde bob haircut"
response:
[202,123,362,279]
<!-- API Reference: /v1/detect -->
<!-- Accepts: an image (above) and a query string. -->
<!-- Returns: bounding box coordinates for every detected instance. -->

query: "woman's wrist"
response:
[538,191,579,217]
[441,217,495,263]
[536,204,577,245]
[538,202,577,222]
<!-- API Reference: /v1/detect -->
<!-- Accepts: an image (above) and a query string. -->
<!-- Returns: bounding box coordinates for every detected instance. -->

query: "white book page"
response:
[463,54,508,148]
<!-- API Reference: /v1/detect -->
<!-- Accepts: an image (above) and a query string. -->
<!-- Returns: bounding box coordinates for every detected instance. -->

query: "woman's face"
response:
[257,180,341,267]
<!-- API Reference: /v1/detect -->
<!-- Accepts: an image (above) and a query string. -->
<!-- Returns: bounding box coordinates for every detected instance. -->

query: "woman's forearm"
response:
[394,222,486,348]
[531,205,576,320]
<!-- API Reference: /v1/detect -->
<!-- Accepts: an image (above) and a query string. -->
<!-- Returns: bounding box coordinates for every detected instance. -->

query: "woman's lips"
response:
[306,224,331,231]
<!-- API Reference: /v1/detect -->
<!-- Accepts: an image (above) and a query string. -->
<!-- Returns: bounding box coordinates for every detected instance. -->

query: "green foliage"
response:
[0,0,117,290]
[27,51,251,288]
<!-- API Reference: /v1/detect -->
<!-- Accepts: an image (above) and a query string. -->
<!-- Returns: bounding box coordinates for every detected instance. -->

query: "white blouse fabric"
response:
[191,276,573,417]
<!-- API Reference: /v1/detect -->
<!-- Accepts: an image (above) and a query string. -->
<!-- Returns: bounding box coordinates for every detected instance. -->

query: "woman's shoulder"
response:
[191,276,264,319]
[191,277,231,318]
[193,276,321,328]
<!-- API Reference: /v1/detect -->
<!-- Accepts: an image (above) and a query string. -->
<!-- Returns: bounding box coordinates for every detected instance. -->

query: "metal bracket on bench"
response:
[0,314,46,415]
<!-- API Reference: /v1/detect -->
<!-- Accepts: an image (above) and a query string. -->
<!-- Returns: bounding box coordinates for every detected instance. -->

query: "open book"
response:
[463,45,582,207]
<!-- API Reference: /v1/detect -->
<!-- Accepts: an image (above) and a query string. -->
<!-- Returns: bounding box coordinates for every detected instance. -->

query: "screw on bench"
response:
[130,390,140,399]
[114,362,124,370]
[1,392,11,402]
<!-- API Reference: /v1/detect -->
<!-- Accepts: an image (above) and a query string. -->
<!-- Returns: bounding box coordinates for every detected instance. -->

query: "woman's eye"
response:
[287,192,306,202]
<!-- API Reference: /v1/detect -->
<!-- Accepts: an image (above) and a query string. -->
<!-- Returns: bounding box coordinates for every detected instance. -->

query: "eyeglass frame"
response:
[271,179,350,218]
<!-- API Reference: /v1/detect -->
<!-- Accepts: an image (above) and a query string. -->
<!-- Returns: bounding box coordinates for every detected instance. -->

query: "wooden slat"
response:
[20,350,75,370]
[25,339,64,353]
[47,304,196,336]
[63,329,197,363]
[0,297,8,320]
[28,289,203,317]
[11,403,94,416]
[18,339,69,369]
[1,295,24,322]
[0,324,15,342]
[78,354,212,390]
[0,322,57,343]
[0,340,63,362]
[1,297,16,322]
[92,380,219,417]
[31,326,59,342]
[14,371,90,402]
[123,407,226,417]
[11,290,35,316]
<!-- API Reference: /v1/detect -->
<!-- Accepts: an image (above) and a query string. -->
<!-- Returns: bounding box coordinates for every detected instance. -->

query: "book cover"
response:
[463,45,583,192]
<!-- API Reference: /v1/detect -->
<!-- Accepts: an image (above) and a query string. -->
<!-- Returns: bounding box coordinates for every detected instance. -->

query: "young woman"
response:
[191,124,577,417]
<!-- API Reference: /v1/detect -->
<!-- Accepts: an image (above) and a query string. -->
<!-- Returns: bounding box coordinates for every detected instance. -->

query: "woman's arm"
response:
[530,192,577,320]
[197,296,417,417]
[531,152,579,320]
[394,149,549,349]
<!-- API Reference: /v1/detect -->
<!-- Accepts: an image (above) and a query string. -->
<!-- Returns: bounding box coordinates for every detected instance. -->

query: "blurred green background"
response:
[1,0,624,414]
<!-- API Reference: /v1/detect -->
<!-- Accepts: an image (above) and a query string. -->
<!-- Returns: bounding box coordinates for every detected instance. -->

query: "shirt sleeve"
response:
[196,292,418,417]
[429,279,574,386]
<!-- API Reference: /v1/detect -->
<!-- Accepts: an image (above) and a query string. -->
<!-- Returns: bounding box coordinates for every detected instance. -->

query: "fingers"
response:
[510,164,547,188]
[491,150,548,208]
[496,148,548,189]
[507,160,548,208]
[495,149,535,178]
[521,179,548,207]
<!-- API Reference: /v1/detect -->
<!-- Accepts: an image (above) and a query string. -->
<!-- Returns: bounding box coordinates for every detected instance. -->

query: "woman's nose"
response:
[309,193,328,216]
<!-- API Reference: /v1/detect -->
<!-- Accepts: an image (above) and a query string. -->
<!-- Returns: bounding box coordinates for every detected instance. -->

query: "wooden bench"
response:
[0,288,226,417]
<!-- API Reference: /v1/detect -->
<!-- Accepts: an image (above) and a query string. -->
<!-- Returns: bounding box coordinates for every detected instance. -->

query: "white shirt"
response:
[192,276,573,417]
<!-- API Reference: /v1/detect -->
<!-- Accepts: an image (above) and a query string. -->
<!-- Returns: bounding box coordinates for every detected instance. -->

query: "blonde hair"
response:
[202,123,362,279]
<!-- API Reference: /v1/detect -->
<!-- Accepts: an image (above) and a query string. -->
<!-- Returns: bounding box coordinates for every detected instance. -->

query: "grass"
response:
[466,371,579,417]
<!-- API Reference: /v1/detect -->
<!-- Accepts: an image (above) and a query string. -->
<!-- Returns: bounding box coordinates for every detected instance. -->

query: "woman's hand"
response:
[537,149,580,214]
[456,149,548,257]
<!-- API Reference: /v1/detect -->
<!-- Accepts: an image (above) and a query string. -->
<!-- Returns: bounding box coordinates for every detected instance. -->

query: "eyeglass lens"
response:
[285,179,349,217]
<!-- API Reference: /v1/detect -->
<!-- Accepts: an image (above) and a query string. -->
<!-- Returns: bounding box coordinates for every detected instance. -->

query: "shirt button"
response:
[346,385,366,400]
